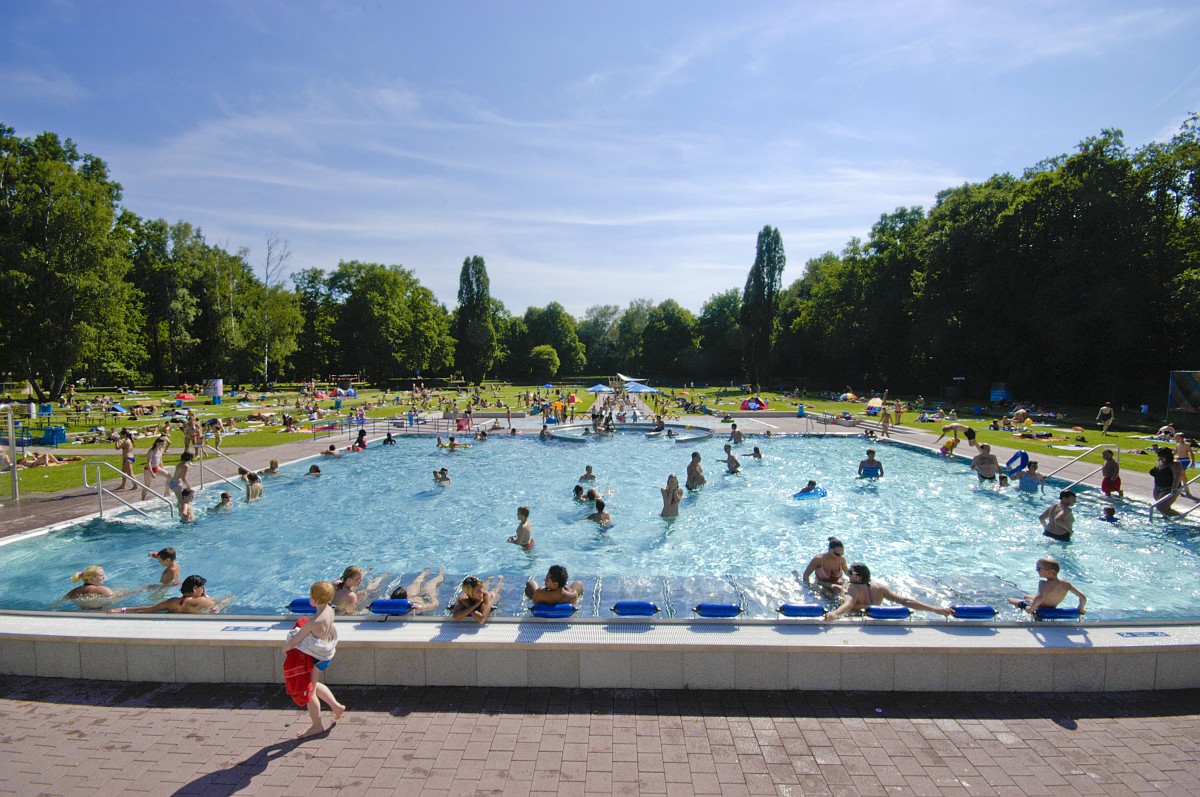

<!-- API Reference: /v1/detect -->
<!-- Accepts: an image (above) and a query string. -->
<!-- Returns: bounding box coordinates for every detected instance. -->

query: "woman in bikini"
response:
[801,537,851,595]
[116,430,137,491]
[141,436,168,500]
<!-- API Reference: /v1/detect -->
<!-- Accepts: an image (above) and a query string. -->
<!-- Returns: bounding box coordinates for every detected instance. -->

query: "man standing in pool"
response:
[857,449,884,478]
[525,565,584,606]
[728,423,744,445]
[1040,490,1077,541]
[970,444,1003,483]
[686,451,706,489]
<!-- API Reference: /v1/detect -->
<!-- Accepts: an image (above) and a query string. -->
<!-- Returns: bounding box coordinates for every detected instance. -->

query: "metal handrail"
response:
[1041,443,1119,480]
[1061,465,1105,493]
[1149,471,1200,520]
[198,446,249,492]
[82,461,174,518]
[0,404,18,504]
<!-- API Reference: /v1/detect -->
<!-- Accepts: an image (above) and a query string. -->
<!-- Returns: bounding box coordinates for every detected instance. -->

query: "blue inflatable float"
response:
[288,597,317,614]
[867,605,910,619]
[777,603,824,618]
[694,602,741,618]
[611,600,659,617]
[793,487,827,500]
[368,598,413,616]
[531,603,577,619]
[951,604,997,620]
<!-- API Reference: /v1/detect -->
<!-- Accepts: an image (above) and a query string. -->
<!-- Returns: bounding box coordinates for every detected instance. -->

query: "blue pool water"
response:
[1,433,1197,620]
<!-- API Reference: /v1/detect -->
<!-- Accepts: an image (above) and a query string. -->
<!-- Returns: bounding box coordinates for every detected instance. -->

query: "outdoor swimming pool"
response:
[1,433,1197,620]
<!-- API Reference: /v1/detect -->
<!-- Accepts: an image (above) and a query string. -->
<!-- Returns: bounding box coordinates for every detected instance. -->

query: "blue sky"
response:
[3,1,1198,317]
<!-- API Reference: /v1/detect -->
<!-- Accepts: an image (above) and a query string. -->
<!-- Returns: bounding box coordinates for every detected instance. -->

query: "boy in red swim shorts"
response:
[1100,449,1123,498]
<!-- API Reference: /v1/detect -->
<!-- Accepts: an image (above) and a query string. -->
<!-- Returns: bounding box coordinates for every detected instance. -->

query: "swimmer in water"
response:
[389,567,445,614]
[751,446,763,460]
[508,505,535,549]
[729,423,745,445]
[64,566,114,607]
[796,479,818,494]
[109,574,220,614]
[801,537,850,595]
[452,575,504,624]
[1008,557,1086,616]
[433,467,451,484]
[660,474,683,518]
[823,563,952,621]
[525,565,584,606]
[305,464,321,477]
[208,491,233,513]
[585,498,612,525]
[1100,506,1118,523]
[572,484,587,502]
[857,449,884,478]
[578,465,596,482]
[179,488,196,523]
[686,451,706,489]
[722,444,740,474]
[149,548,181,586]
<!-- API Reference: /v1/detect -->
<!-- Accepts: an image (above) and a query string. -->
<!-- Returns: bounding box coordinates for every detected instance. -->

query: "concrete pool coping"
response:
[2,414,1197,691]
[1,610,1198,691]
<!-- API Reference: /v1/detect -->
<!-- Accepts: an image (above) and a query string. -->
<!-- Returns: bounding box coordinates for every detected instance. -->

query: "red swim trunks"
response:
[1101,476,1121,495]
[283,618,316,706]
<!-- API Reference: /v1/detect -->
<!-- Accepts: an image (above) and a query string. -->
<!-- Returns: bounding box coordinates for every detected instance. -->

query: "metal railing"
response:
[1042,443,1119,482]
[197,445,250,492]
[1046,444,1120,492]
[1,404,18,505]
[1149,471,1200,520]
[82,461,174,519]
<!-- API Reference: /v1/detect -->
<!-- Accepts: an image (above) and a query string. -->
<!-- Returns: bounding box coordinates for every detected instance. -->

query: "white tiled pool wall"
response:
[1,616,1197,691]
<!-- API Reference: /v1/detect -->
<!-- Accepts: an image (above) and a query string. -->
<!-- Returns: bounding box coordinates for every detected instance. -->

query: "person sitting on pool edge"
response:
[108,574,219,614]
[857,449,884,478]
[823,563,952,621]
[1008,557,1086,616]
[452,574,504,623]
[525,565,584,606]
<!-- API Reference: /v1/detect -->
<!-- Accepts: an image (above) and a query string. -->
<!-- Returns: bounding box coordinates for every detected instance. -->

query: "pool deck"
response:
[3,676,1199,796]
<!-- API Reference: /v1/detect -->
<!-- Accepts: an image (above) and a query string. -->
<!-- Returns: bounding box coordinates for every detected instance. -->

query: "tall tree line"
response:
[3,117,1198,405]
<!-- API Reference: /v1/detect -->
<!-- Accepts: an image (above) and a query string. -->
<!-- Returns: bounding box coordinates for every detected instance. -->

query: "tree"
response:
[250,232,295,386]
[0,127,138,400]
[614,299,654,374]
[291,267,339,379]
[528,344,560,383]
[696,289,742,378]
[739,225,786,385]
[640,299,697,377]
[453,255,497,383]
[326,261,453,383]
[577,304,621,374]
[523,302,586,374]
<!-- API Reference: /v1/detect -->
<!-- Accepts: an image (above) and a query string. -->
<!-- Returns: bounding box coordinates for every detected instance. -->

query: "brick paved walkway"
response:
[2,678,1198,796]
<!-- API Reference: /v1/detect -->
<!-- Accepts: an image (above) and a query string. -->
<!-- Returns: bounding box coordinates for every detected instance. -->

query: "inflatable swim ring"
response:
[793,487,827,499]
[1006,450,1029,476]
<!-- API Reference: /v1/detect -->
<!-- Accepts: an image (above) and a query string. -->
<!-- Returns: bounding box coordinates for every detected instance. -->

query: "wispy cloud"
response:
[0,66,85,102]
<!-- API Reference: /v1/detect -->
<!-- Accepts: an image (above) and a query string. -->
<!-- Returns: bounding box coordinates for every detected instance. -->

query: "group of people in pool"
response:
[60,547,230,614]
[801,536,1086,620]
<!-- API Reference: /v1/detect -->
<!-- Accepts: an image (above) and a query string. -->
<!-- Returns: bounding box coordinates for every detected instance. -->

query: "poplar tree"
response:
[453,255,497,383]
[739,225,786,385]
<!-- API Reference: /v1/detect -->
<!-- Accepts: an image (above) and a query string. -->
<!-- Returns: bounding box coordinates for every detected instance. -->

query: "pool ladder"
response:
[1044,443,1120,493]
[82,462,174,519]
[198,444,255,492]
